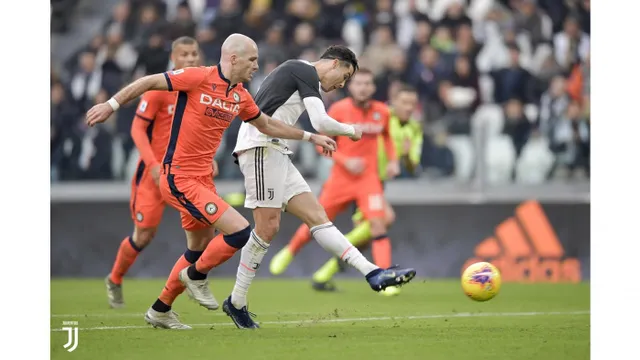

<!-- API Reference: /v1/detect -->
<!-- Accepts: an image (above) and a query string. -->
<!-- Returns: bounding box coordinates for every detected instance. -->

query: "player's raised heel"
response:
[178,268,219,310]
[144,308,192,329]
[366,266,417,292]
[105,274,125,309]
[222,296,260,329]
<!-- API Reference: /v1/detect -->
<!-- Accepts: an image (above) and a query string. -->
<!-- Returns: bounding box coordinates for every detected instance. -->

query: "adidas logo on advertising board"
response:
[462,200,582,283]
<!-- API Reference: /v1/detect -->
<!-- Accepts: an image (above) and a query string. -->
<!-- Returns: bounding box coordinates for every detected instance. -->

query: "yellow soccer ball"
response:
[461,262,502,302]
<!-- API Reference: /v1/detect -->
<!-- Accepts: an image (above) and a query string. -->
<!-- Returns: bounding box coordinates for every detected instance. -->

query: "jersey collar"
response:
[216,63,237,96]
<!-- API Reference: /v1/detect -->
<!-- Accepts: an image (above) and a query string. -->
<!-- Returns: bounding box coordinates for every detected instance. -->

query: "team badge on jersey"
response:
[136,212,144,222]
[232,92,240,102]
[205,202,218,215]
[139,100,148,112]
[373,112,381,121]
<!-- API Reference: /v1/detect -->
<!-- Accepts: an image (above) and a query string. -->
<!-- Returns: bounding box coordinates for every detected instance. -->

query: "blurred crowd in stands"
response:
[51,0,590,184]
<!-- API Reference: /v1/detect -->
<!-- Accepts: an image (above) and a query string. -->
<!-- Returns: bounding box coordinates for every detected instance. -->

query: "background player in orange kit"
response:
[86,33,338,329]
[104,36,205,309]
[269,68,401,280]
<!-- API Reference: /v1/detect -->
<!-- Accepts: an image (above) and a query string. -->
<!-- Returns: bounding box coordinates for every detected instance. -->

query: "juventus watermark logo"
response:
[62,321,79,352]
[267,188,274,200]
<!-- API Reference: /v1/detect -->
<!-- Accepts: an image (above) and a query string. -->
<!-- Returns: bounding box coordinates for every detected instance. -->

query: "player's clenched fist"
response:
[310,134,337,155]
[349,125,363,141]
[86,103,114,127]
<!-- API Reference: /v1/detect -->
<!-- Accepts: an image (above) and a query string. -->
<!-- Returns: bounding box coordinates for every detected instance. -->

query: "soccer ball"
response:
[461,262,502,302]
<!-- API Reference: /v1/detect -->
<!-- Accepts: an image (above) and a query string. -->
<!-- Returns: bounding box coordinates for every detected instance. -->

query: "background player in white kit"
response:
[222,46,416,329]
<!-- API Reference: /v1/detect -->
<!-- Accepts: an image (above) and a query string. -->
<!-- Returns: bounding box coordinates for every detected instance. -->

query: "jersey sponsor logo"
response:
[139,100,148,112]
[199,94,240,114]
[204,107,234,122]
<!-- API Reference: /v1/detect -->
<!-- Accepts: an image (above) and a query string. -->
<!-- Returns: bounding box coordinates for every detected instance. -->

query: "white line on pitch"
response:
[51,311,313,318]
[50,310,589,332]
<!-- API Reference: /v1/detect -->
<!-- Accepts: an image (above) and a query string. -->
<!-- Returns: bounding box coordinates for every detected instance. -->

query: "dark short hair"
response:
[171,36,198,50]
[395,83,417,96]
[320,45,359,72]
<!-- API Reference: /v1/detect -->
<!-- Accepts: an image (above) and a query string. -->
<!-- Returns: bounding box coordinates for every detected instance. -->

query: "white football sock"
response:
[231,230,269,309]
[310,222,378,276]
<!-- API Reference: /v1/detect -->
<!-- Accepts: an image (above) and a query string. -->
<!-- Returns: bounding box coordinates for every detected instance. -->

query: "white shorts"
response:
[237,147,311,210]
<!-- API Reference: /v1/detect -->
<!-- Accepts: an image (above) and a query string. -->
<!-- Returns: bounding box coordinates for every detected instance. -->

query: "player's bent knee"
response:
[214,206,251,236]
[385,206,396,227]
[223,225,252,249]
[132,227,157,249]
[185,228,215,250]
[369,219,387,237]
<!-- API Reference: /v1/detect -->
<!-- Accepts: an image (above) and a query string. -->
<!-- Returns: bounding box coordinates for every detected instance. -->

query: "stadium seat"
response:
[471,104,504,137]
[485,135,516,184]
[515,136,555,184]
[447,135,476,181]
[524,104,539,123]
[479,75,494,103]
[467,0,496,24]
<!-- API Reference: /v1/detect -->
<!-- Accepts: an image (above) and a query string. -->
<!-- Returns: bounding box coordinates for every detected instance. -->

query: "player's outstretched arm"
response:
[250,113,337,154]
[303,97,361,140]
[86,74,169,127]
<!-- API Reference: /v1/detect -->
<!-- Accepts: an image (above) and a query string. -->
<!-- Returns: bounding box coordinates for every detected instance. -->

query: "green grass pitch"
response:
[51,278,590,360]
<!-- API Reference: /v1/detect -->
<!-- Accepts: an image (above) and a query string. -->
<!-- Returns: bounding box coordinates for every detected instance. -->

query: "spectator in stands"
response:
[412,46,448,123]
[553,14,590,70]
[373,47,412,103]
[77,90,115,180]
[51,0,592,184]
[407,19,433,65]
[438,1,472,32]
[362,24,401,77]
[258,23,289,68]
[430,26,456,56]
[289,22,317,59]
[550,100,589,178]
[132,32,170,78]
[165,1,197,40]
[455,24,481,68]
[421,125,455,179]
[490,43,536,104]
[243,0,280,40]
[283,0,321,41]
[96,26,138,75]
[513,0,552,48]
[130,3,166,51]
[439,54,479,134]
[51,0,80,33]
[316,0,348,41]
[51,82,81,182]
[538,75,570,142]
[64,34,105,76]
[103,1,135,41]
[69,51,102,113]
[502,98,532,159]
